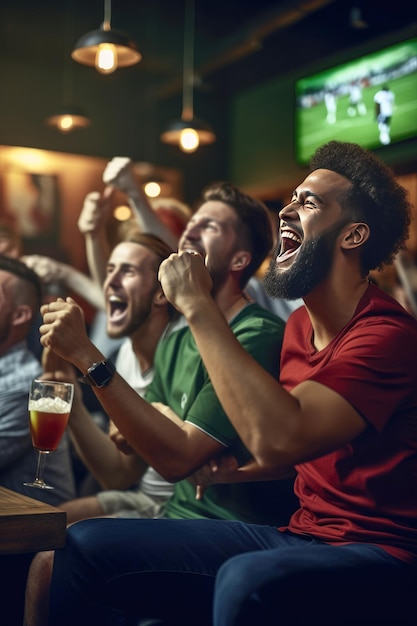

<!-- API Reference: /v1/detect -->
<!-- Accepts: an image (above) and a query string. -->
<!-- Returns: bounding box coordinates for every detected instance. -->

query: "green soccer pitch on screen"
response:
[295,37,417,165]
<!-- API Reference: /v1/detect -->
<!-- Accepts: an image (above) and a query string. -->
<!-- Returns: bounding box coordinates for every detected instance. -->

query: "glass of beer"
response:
[24,379,74,490]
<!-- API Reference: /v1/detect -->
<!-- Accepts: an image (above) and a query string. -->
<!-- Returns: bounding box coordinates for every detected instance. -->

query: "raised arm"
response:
[102,157,179,250]
[41,346,147,490]
[39,298,228,482]
[23,254,104,310]
[68,391,148,490]
[77,188,114,287]
[158,251,367,472]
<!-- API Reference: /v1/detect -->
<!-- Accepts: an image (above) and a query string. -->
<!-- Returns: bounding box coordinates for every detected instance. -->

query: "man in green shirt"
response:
[146,299,294,524]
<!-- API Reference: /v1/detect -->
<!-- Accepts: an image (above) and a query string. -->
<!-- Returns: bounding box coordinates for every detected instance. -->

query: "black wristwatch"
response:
[82,359,116,388]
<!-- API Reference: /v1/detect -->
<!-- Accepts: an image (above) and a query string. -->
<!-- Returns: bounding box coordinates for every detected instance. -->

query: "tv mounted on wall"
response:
[295,37,417,165]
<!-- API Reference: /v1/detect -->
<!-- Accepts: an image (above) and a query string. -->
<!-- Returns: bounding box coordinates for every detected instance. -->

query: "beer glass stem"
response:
[34,450,48,485]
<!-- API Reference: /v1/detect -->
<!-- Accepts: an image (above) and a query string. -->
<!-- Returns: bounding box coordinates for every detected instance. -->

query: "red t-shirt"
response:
[280,283,417,565]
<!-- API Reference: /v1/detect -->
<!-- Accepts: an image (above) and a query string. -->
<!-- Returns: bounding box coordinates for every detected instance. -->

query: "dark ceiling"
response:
[2,0,416,98]
[1,0,417,200]
[0,0,417,94]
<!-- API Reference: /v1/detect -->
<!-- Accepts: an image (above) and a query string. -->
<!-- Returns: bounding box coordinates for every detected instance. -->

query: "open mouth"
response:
[278,229,302,260]
[181,245,205,257]
[108,294,127,322]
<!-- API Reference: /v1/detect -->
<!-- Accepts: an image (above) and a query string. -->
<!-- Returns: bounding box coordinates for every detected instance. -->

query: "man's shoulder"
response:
[164,315,188,337]
[0,342,42,391]
[233,302,286,331]
[156,320,191,353]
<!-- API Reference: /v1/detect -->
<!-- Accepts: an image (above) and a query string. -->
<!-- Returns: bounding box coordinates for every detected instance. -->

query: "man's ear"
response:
[12,304,33,327]
[342,223,370,250]
[153,287,168,308]
[230,251,251,272]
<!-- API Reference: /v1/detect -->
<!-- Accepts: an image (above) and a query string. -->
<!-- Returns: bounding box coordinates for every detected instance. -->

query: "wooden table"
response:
[0,485,66,555]
[0,486,67,625]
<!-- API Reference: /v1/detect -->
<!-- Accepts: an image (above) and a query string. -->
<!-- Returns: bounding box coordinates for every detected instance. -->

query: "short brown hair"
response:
[201,181,273,287]
[0,254,42,309]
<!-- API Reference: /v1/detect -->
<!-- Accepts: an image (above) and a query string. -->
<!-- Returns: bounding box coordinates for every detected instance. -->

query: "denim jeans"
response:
[48,518,415,626]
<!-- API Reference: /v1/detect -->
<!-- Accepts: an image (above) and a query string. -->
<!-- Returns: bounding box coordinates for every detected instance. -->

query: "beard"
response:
[207,255,234,297]
[264,219,348,300]
[210,266,230,297]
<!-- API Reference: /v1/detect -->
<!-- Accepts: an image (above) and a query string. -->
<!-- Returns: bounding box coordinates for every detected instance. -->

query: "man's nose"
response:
[184,223,200,239]
[278,203,297,221]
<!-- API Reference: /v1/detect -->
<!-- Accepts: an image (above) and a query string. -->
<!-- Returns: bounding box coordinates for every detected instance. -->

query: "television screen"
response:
[295,37,417,165]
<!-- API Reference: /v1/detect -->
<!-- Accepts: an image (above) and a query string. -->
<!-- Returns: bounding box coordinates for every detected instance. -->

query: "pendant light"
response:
[71,0,141,74]
[46,2,90,133]
[46,107,90,134]
[160,0,216,153]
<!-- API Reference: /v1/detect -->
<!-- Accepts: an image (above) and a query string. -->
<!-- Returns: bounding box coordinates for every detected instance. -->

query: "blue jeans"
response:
[48,518,415,626]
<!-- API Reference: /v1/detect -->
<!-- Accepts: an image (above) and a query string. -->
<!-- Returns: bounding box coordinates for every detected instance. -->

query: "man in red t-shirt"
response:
[32,141,417,626]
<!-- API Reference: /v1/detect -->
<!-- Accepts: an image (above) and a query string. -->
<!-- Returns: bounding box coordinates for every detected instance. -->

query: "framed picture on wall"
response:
[2,169,61,254]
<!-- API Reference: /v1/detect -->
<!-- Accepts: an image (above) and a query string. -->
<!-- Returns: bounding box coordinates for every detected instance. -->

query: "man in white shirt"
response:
[60,229,184,523]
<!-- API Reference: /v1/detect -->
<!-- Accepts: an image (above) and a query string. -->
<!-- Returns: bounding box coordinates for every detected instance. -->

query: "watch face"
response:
[87,361,115,387]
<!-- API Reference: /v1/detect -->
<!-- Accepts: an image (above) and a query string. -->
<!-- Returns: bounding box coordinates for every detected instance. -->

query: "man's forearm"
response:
[128,195,178,250]
[182,296,300,470]
[60,266,104,310]
[68,403,143,489]
[71,366,211,483]
[84,232,109,288]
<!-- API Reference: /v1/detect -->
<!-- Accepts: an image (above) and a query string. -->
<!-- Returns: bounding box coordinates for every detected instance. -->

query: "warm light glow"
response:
[179,128,199,152]
[144,181,161,198]
[113,204,132,221]
[46,112,90,133]
[95,43,118,74]
[6,148,49,169]
[58,116,75,133]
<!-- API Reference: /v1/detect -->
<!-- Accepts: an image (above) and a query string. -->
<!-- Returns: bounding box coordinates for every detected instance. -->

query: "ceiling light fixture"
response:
[46,107,90,134]
[71,0,141,74]
[46,2,90,133]
[160,0,216,153]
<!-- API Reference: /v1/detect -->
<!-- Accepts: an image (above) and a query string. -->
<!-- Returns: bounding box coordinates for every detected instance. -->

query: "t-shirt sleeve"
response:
[186,311,284,458]
[308,318,417,431]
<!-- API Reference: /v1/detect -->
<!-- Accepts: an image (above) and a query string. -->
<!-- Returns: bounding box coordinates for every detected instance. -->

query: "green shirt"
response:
[145,302,297,525]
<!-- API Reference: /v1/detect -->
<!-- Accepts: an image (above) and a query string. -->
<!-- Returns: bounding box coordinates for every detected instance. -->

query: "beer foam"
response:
[29,397,71,414]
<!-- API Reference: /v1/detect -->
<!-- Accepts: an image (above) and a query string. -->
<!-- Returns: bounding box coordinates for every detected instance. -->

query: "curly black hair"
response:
[310,141,412,273]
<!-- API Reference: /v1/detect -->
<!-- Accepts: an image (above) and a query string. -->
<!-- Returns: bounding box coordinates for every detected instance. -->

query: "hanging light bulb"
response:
[45,2,90,133]
[72,0,141,74]
[57,115,74,133]
[96,42,118,74]
[160,0,216,153]
[180,128,199,152]
[46,108,90,133]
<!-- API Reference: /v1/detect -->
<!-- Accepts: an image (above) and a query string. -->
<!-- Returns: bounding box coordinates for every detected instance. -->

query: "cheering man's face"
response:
[264,169,352,300]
